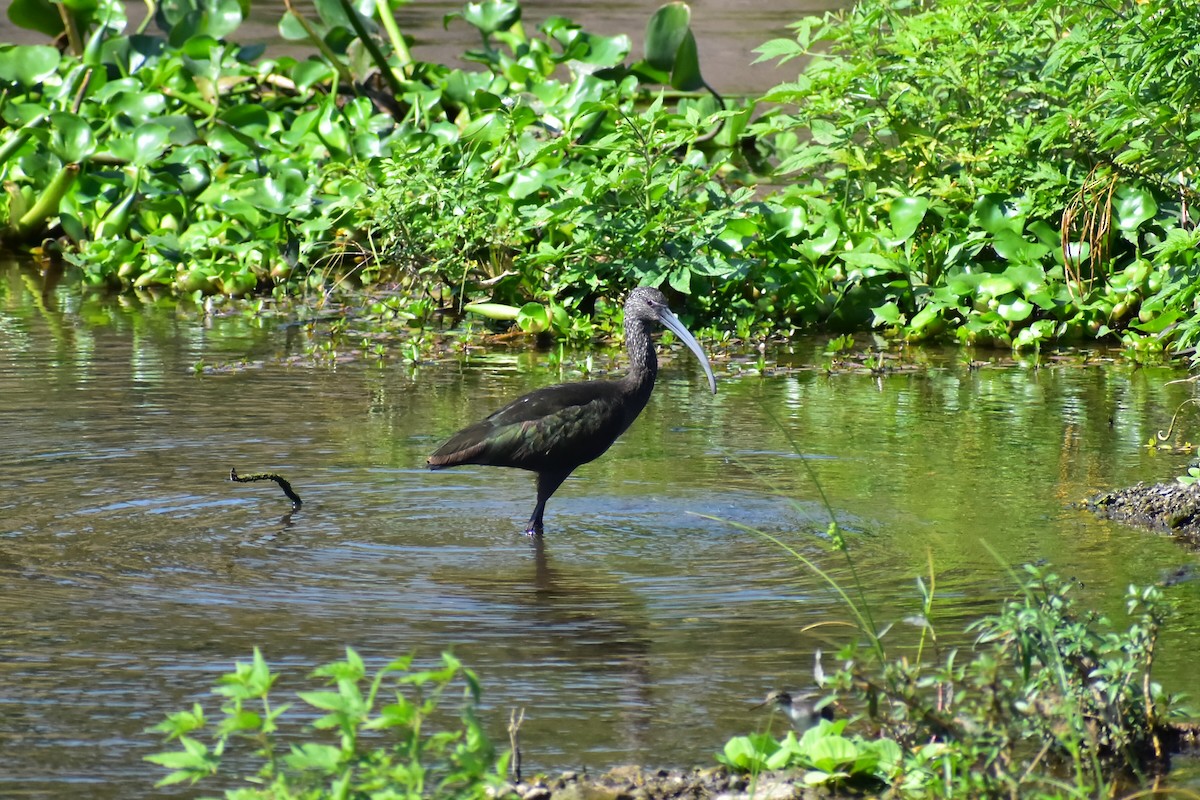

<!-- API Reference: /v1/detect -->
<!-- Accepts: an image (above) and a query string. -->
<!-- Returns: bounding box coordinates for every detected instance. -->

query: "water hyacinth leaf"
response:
[508,167,546,200]
[996,293,1032,322]
[49,112,95,163]
[292,59,335,89]
[972,193,1023,235]
[991,229,1048,262]
[872,301,903,326]
[576,33,630,68]
[315,102,350,157]
[156,115,199,145]
[669,29,703,91]
[716,217,758,252]
[765,206,807,238]
[221,103,271,135]
[797,225,839,260]
[1115,186,1157,233]
[313,0,375,32]
[157,0,244,40]
[278,11,317,41]
[517,302,549,333]
[806,735,859,772]
[461,111,506,143]
[644,2,690,72]
[110,90,168,123]
[888,196,929,243]
[458,0,521,36]
[0,45,61,85]
[977,275,1016,297]
[108,122,171,166]
[6,0,64,36]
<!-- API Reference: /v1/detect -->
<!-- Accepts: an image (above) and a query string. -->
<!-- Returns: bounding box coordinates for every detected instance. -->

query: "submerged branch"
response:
[230,468,303,509]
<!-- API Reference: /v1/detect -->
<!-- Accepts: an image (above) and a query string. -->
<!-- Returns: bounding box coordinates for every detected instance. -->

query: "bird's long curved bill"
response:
[657,309,718,394]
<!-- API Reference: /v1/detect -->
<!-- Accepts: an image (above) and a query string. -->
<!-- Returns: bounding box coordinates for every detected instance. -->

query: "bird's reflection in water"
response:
[523,536,655,755]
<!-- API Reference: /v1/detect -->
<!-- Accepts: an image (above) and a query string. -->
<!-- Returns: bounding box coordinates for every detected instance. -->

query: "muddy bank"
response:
[500,766,823,800]
[1087,482,1200,548]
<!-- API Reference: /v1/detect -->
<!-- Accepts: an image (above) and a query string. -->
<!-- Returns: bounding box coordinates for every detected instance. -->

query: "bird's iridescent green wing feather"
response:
[427,381,625,469]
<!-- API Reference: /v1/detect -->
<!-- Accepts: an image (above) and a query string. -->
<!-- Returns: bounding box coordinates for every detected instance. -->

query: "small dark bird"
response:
[757,690,835,732]
[427,287,717,536]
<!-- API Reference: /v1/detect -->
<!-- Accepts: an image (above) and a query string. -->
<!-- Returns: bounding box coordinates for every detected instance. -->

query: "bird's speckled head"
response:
[624,286,669,322]
[624,286,717,394]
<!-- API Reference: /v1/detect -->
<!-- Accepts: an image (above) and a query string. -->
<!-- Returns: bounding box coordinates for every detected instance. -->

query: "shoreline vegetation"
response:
[6,0,1200,795]
[2,0,1199,356]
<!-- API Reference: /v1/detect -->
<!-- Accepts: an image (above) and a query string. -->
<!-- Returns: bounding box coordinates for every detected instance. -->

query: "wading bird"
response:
[427,287,717,536]
[757,690,835,733]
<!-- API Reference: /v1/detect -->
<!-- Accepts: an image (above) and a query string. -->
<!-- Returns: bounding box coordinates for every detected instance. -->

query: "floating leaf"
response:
[0,45,60,85]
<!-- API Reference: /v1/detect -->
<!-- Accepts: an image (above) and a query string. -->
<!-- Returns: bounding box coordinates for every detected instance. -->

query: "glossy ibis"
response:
[427,287,717,536]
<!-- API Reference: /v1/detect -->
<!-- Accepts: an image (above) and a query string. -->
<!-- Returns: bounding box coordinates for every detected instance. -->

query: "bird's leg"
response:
[525,471,568,536]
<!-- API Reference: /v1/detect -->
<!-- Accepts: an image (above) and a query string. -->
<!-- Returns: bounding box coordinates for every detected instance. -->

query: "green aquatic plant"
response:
[146,648,506,799]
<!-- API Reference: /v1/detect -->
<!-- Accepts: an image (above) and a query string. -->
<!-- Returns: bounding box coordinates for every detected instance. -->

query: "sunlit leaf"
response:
[1114,186,1157,233]
[669,30,703,92]
[0,44,60,85]
[49,112,95,162]
[6,0,64,37]
[888,196,929,243]
[458,0,520,36]
[644,2,690,71]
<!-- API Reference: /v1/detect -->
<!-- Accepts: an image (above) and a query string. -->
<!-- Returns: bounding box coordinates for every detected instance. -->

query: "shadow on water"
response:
[3,262,1200,796]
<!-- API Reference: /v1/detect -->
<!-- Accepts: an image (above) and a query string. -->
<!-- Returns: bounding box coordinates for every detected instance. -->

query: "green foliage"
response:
[718,721,901,790]
[8,0,1200,353]
[751,0,1200,351]
[728,562,1183,797]
[146,648,505,799]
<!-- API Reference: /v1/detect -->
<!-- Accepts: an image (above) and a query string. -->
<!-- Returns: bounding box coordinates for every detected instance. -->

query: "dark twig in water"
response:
[230,468,303,509]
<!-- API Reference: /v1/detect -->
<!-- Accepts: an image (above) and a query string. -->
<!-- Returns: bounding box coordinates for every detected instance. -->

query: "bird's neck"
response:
[621,318,658,397]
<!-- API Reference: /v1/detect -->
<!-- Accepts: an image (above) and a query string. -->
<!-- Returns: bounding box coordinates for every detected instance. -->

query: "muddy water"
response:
[3,263,1200,797]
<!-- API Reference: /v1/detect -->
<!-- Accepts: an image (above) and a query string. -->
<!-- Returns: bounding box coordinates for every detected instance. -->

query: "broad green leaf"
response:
[991,229,1049,263]
[972,193,1023,235]
[508,167,546,200]
[0,45,60,85]
[667,266,691,294]
[872,301,903,326]
[765,206,807,238]
[127,123,171,166]
[49,112,95,162]
[996,293,1032,322]
[517,302,549,332]
[459,0,520,36]
[806,735,858,772]
[1114,186,1157,233]
[644,2,690,71]
[669,30,703,92]
[977,276,1016,297]
[157,0,244,39]
[6,0,64,37]
[888,196,929,243]
[461,112,506,144]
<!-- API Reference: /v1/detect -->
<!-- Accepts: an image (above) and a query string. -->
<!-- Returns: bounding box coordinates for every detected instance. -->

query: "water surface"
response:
[2,264,1200,796]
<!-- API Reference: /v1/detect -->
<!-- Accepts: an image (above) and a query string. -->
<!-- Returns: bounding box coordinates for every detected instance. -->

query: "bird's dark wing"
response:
[427,380,628,471]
